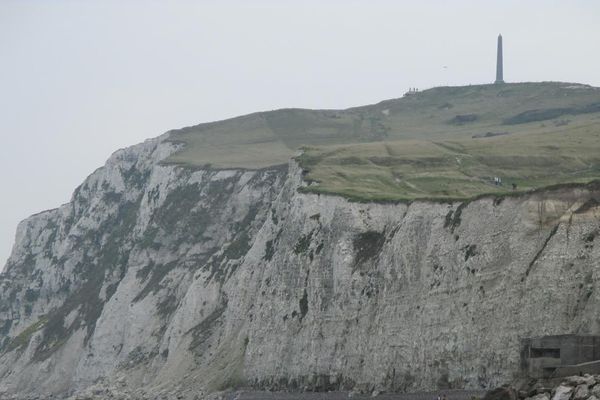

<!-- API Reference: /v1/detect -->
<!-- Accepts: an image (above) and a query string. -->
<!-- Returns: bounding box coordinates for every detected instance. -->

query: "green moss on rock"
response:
[6,317,47,353]
[294,231,314,255]
[353,230,386,268]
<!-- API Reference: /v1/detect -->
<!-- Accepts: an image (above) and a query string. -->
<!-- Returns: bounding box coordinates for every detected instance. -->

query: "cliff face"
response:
[0,135,599,398]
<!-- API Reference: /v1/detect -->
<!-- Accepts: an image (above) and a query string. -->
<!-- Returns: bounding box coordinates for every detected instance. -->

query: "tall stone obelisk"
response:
[495,34,504,84]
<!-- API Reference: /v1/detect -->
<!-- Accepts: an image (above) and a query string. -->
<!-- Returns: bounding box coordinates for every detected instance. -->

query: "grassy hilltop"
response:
[165,82,600,201]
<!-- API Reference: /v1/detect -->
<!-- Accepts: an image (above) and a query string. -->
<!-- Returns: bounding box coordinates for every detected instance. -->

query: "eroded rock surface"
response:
[1,134,600,398]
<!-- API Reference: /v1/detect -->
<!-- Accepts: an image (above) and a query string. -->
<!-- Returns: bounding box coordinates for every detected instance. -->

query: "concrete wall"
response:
[521,335,600,378]
[555,360,600,377]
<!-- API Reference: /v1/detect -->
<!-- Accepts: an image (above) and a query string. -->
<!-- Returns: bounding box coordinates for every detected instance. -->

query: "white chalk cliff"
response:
[0,133,599,399]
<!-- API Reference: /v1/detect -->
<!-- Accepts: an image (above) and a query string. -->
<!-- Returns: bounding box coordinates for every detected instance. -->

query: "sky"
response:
[1,0,599,269]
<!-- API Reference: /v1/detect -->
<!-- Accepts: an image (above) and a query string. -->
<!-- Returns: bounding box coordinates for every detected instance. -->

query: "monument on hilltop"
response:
[495,34,505,84]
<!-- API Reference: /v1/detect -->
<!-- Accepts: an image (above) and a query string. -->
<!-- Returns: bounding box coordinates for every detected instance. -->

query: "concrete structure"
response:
[520,335,600,378]
[495,34,504,84]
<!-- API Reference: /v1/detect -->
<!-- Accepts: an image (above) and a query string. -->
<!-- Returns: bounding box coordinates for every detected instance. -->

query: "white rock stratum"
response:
[0,134,599,399]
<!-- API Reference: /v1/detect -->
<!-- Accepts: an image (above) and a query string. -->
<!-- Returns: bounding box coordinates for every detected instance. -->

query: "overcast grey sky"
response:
[1,0,599,268]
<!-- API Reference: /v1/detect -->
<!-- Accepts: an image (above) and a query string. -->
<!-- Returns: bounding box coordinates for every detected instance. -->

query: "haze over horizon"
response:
[1,0,600,268]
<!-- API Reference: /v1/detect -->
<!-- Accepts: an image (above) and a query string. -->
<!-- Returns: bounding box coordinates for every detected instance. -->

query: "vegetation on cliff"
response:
[164,82,600,201]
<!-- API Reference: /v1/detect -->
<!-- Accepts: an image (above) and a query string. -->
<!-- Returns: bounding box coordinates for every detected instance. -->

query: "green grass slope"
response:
[164,81,600,200]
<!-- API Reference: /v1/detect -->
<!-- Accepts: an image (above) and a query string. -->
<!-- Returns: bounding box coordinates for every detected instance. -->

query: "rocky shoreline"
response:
[486,375,600,400]
[1,372,598,400]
